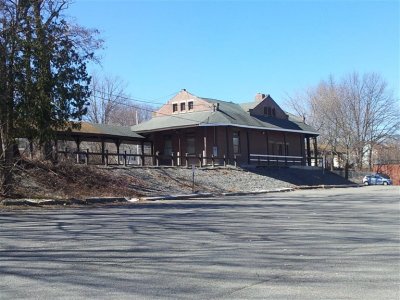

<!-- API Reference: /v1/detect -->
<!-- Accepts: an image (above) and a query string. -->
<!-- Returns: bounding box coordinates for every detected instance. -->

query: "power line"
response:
[89,88,179,106]
[88,90,214,125]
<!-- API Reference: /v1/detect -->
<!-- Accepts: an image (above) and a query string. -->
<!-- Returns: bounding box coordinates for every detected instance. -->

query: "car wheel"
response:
[364,181,369,186]
[383,181,388,185]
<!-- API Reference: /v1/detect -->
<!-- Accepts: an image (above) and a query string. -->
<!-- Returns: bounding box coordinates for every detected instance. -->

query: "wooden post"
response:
[225,127,230,165]
[101,140,105,164]
[284,133,287,166]
[75,137,81,164]
[313,137,318,167]
[185,153,188,168]
[234,155,237,168]
[141,141,145,166]
[85,149,89,165]
[105,150,109,166]
[211,154,215,168]
[306,137,311,166]
[54,140,58,163]
[115,140,121,165]
[246,131,250,165]
[124,150,127,167]
[150,141,155,166]
[171,152,174,167]
[156,151,159,167]
[199,153,203,168]
[223,154,226,167]
[299,135,304,165]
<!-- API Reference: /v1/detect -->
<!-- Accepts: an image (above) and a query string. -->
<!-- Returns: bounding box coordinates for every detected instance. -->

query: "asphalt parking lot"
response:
[0,186,399,299]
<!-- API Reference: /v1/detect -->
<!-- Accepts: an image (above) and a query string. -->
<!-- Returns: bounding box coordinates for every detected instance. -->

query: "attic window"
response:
[172,103,178,112]
[264,106,276,117]
[188,101,194,110]
[180,102,186,111]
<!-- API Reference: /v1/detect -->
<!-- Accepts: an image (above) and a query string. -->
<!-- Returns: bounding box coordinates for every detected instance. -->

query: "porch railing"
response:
[57,149,238,168]
[249,154,304,167]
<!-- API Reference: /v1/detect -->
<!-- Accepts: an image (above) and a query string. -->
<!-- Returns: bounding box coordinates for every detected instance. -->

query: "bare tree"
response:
[286,72,400,171]
[86,74,153,126]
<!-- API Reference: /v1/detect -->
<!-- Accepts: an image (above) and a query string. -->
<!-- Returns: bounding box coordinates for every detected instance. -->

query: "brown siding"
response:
[150,126,305,166]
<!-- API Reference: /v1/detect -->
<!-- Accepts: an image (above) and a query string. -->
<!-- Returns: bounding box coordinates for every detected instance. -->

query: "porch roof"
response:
[132,98,319,136]
[56,122,144,143]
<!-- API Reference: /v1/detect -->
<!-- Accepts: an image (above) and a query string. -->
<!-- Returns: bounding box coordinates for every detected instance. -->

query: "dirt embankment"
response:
[8,159,355,201]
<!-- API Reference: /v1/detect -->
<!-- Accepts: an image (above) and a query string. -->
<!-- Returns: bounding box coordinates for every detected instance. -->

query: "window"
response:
[264,107,273,116]
[188,101,194,111]
[164,136,172,155]
[172,103,178,112]
[233,131,241,154]
[186,136,195,154]
[180,102,186,111]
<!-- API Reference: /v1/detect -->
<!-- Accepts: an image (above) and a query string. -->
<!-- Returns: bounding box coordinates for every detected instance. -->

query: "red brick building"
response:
[132,90,319,166]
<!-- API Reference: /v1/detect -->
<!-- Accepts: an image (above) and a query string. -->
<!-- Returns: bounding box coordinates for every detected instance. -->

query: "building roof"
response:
[132,94,319,136]
[57,122,144,142]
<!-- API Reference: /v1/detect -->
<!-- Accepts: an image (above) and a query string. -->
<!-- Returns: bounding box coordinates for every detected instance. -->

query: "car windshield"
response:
[377,174,390,179]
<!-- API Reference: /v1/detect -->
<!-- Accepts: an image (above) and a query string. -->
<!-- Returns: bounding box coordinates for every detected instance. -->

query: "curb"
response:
[1,184,362,206]
[295,184,362,190]
[221,188,294,196]
[140,193,213,201]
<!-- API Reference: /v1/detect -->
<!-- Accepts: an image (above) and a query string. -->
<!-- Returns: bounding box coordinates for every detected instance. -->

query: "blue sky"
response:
[67,0,399,106]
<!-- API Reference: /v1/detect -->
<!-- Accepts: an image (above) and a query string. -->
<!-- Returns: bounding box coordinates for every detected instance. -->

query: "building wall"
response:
[150,126,305,166]
[154,90,212,117]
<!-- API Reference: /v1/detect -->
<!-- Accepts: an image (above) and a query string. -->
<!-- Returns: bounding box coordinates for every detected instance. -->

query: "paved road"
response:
[0,186,399,299]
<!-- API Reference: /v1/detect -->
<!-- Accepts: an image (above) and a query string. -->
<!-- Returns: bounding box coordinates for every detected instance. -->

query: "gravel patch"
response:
[109,166,295,196]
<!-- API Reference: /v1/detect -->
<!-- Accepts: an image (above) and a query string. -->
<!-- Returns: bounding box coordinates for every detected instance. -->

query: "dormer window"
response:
[264,106,276,117]
[180,102,186,111]
[172,103,178,112]
[188,101,193,111]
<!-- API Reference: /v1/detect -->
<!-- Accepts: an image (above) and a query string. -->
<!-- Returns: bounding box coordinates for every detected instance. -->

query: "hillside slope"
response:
[10,160,355,200]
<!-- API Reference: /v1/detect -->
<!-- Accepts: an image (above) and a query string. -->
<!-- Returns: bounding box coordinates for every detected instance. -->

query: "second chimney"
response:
[255,93,266,102]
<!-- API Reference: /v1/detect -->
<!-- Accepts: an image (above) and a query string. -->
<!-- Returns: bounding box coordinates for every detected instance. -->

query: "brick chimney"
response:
[255,93,266,102]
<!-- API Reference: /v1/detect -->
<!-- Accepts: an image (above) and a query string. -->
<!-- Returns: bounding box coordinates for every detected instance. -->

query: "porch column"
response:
[54,139,58,162]
[203,128,207,166]
[313,137,318,167]
[246,130,250,165]
[75,137,81,164]
[306,137,311,166]
[101,139,105,164]
[225,127,230,164]
[150,140,155,166]
[115,139,121,165]
[283,133,287,165]
[178,132,181,166]
[141,141,145,166]
[299,135,304,165]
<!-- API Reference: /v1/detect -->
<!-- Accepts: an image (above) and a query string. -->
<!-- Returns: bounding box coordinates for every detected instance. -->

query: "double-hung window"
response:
[233,132,241,154]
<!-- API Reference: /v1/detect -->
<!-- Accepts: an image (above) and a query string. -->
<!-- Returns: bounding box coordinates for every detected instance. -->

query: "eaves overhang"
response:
[199,123,319,136]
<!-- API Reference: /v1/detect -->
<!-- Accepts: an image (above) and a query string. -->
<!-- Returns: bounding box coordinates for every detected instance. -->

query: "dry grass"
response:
[12,159,145,200]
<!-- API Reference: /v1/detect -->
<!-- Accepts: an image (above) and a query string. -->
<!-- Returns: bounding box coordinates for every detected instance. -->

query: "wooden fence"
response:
[58,149,321,168]
[57,149,238,168]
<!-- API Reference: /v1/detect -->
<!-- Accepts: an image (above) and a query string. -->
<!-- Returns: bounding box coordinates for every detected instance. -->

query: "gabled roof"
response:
[132,92,319,136]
